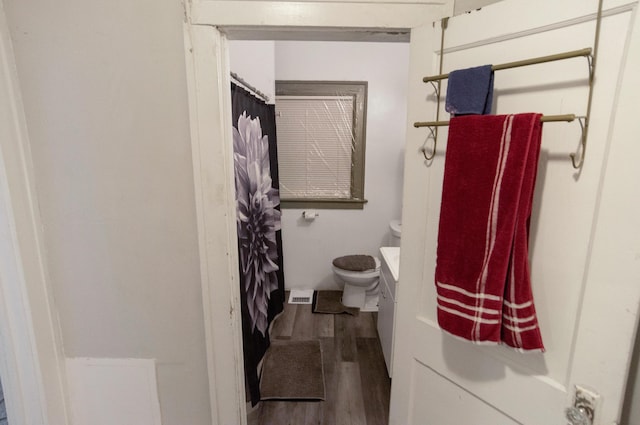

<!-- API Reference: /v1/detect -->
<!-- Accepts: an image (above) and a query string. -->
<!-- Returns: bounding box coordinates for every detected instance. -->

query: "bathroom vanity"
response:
[378,246,399,377]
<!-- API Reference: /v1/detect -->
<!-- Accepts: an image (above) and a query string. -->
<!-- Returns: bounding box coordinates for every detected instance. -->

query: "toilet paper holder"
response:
[302,210,319,220]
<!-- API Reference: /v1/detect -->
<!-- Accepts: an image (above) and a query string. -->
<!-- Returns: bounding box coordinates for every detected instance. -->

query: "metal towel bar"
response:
[422,48,592,83]
[415,0,604,169]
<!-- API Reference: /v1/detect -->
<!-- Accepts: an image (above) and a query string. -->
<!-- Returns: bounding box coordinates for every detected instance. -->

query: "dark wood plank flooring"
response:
[247,294,391,425]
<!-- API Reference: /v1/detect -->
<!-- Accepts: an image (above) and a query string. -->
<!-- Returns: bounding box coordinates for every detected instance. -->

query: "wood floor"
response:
[247,294,391,425]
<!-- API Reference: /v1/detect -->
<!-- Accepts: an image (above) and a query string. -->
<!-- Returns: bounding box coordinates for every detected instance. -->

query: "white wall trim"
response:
[191,0,452,28]
[0,3,70,425]
[183,23,248,425]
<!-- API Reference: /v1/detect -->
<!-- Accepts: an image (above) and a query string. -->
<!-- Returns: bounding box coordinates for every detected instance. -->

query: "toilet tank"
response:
[389,220,402,247]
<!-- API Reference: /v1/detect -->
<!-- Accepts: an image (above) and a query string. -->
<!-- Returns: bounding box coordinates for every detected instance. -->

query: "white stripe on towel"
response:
[474,115,514,341]
[503,314,536,324]
[436,282,501,301]
[438,304,500,325]
[437,295,501,315]
[502,323,539,333]
[503,300,533,309]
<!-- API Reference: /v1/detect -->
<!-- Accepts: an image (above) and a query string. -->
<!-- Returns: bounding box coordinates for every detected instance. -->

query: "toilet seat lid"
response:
[332,255,377,272]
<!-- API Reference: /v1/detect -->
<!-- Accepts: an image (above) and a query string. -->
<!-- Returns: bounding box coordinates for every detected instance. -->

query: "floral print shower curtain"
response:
[231,82,285,405]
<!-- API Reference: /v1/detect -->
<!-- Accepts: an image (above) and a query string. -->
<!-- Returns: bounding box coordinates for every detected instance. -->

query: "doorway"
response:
[183,6,447,420]
[228,38,410,423]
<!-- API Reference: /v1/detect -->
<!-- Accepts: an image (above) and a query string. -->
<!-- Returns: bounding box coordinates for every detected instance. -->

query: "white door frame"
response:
[182,1,453,423]
[0,3,70,425]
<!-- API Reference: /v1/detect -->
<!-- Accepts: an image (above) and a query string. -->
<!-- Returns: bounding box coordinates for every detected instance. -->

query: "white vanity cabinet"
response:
[377,247,399,377]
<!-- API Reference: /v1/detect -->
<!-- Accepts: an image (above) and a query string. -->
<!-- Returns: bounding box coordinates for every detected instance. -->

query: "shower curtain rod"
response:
[230,72,270,103]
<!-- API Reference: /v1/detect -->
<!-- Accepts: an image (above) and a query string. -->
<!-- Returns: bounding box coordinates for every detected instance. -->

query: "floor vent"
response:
[288,289,314,304]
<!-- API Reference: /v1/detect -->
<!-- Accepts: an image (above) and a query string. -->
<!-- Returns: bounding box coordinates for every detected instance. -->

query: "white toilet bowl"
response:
[333,257,381,311]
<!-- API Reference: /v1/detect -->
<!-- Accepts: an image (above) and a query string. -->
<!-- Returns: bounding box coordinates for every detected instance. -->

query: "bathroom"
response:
[228,38,409,420]
[3,0,640,423]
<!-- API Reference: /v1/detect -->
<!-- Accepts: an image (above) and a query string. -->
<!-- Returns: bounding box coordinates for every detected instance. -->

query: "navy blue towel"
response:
[445,65,494,116]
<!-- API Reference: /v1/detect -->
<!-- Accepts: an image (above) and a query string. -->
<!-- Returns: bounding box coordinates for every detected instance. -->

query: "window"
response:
[275,81,368,209]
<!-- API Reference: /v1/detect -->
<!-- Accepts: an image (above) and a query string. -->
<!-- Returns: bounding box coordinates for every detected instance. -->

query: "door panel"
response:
[420,5,633,384]
[409,362,520,425]
[390,1,640,424]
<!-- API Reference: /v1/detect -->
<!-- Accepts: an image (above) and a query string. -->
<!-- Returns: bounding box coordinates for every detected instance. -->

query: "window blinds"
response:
[275,96,355,199]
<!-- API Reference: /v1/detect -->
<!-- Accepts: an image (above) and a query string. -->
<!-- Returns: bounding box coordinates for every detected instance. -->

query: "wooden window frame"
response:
[275,80,368,209]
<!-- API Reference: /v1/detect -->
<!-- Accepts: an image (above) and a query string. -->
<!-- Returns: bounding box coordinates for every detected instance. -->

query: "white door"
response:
[390,0,640,424]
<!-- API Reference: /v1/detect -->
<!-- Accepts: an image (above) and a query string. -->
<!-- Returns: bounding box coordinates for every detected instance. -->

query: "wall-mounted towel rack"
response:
[416,0,603,169]
[420,17,449,160]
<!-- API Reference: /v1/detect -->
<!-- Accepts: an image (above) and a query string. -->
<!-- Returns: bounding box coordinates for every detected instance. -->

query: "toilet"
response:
[332,220,402,312]
[332,255,381,312]
[389,219,402,247]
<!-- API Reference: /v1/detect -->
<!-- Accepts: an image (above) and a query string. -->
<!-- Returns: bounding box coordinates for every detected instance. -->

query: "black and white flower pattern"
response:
[233,112,281,337]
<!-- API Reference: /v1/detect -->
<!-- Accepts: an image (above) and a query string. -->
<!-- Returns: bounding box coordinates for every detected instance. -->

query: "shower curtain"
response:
[231,82,285,405]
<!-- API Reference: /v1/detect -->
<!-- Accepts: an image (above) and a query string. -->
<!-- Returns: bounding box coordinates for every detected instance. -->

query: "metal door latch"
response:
[565,406,593,425]
[566,385,599,425]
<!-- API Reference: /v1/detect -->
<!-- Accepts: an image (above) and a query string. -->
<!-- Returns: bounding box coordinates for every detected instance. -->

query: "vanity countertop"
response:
[379,246,400,282]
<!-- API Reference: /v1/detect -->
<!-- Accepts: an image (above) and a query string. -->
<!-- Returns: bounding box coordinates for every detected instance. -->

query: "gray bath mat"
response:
[312,290,359,316]
[260,340,325,400]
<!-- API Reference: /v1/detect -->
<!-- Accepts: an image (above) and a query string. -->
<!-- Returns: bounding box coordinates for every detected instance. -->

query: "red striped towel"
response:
[435,114,544,351]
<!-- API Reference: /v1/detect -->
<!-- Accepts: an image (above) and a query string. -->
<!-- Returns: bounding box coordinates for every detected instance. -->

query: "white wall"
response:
[3,0,212,424]
[274,41,409,290]
[229,41,276,103]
